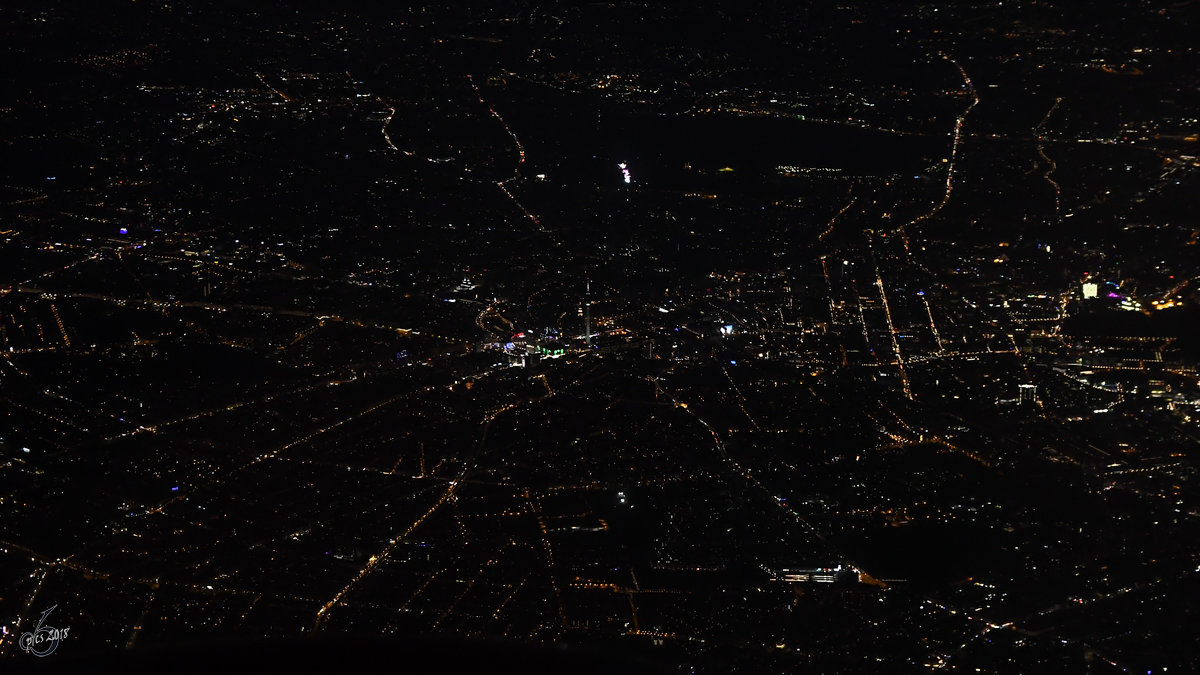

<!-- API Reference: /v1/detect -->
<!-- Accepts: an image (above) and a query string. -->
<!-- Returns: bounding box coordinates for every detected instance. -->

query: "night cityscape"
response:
[2,2,1199,672]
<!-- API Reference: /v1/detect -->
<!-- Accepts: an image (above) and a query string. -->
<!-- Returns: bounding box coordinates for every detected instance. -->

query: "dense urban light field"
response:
[1,2,1199,673]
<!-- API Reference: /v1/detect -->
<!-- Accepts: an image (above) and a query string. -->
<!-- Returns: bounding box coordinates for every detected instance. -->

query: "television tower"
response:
[584,278,592,348]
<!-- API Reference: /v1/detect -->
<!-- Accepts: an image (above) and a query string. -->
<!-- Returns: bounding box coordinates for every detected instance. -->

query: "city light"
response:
[618,162,631,184]
[2,5,1193,671]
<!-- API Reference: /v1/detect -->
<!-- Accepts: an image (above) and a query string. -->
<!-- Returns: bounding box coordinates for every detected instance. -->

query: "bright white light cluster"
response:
[618,162,631,184]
